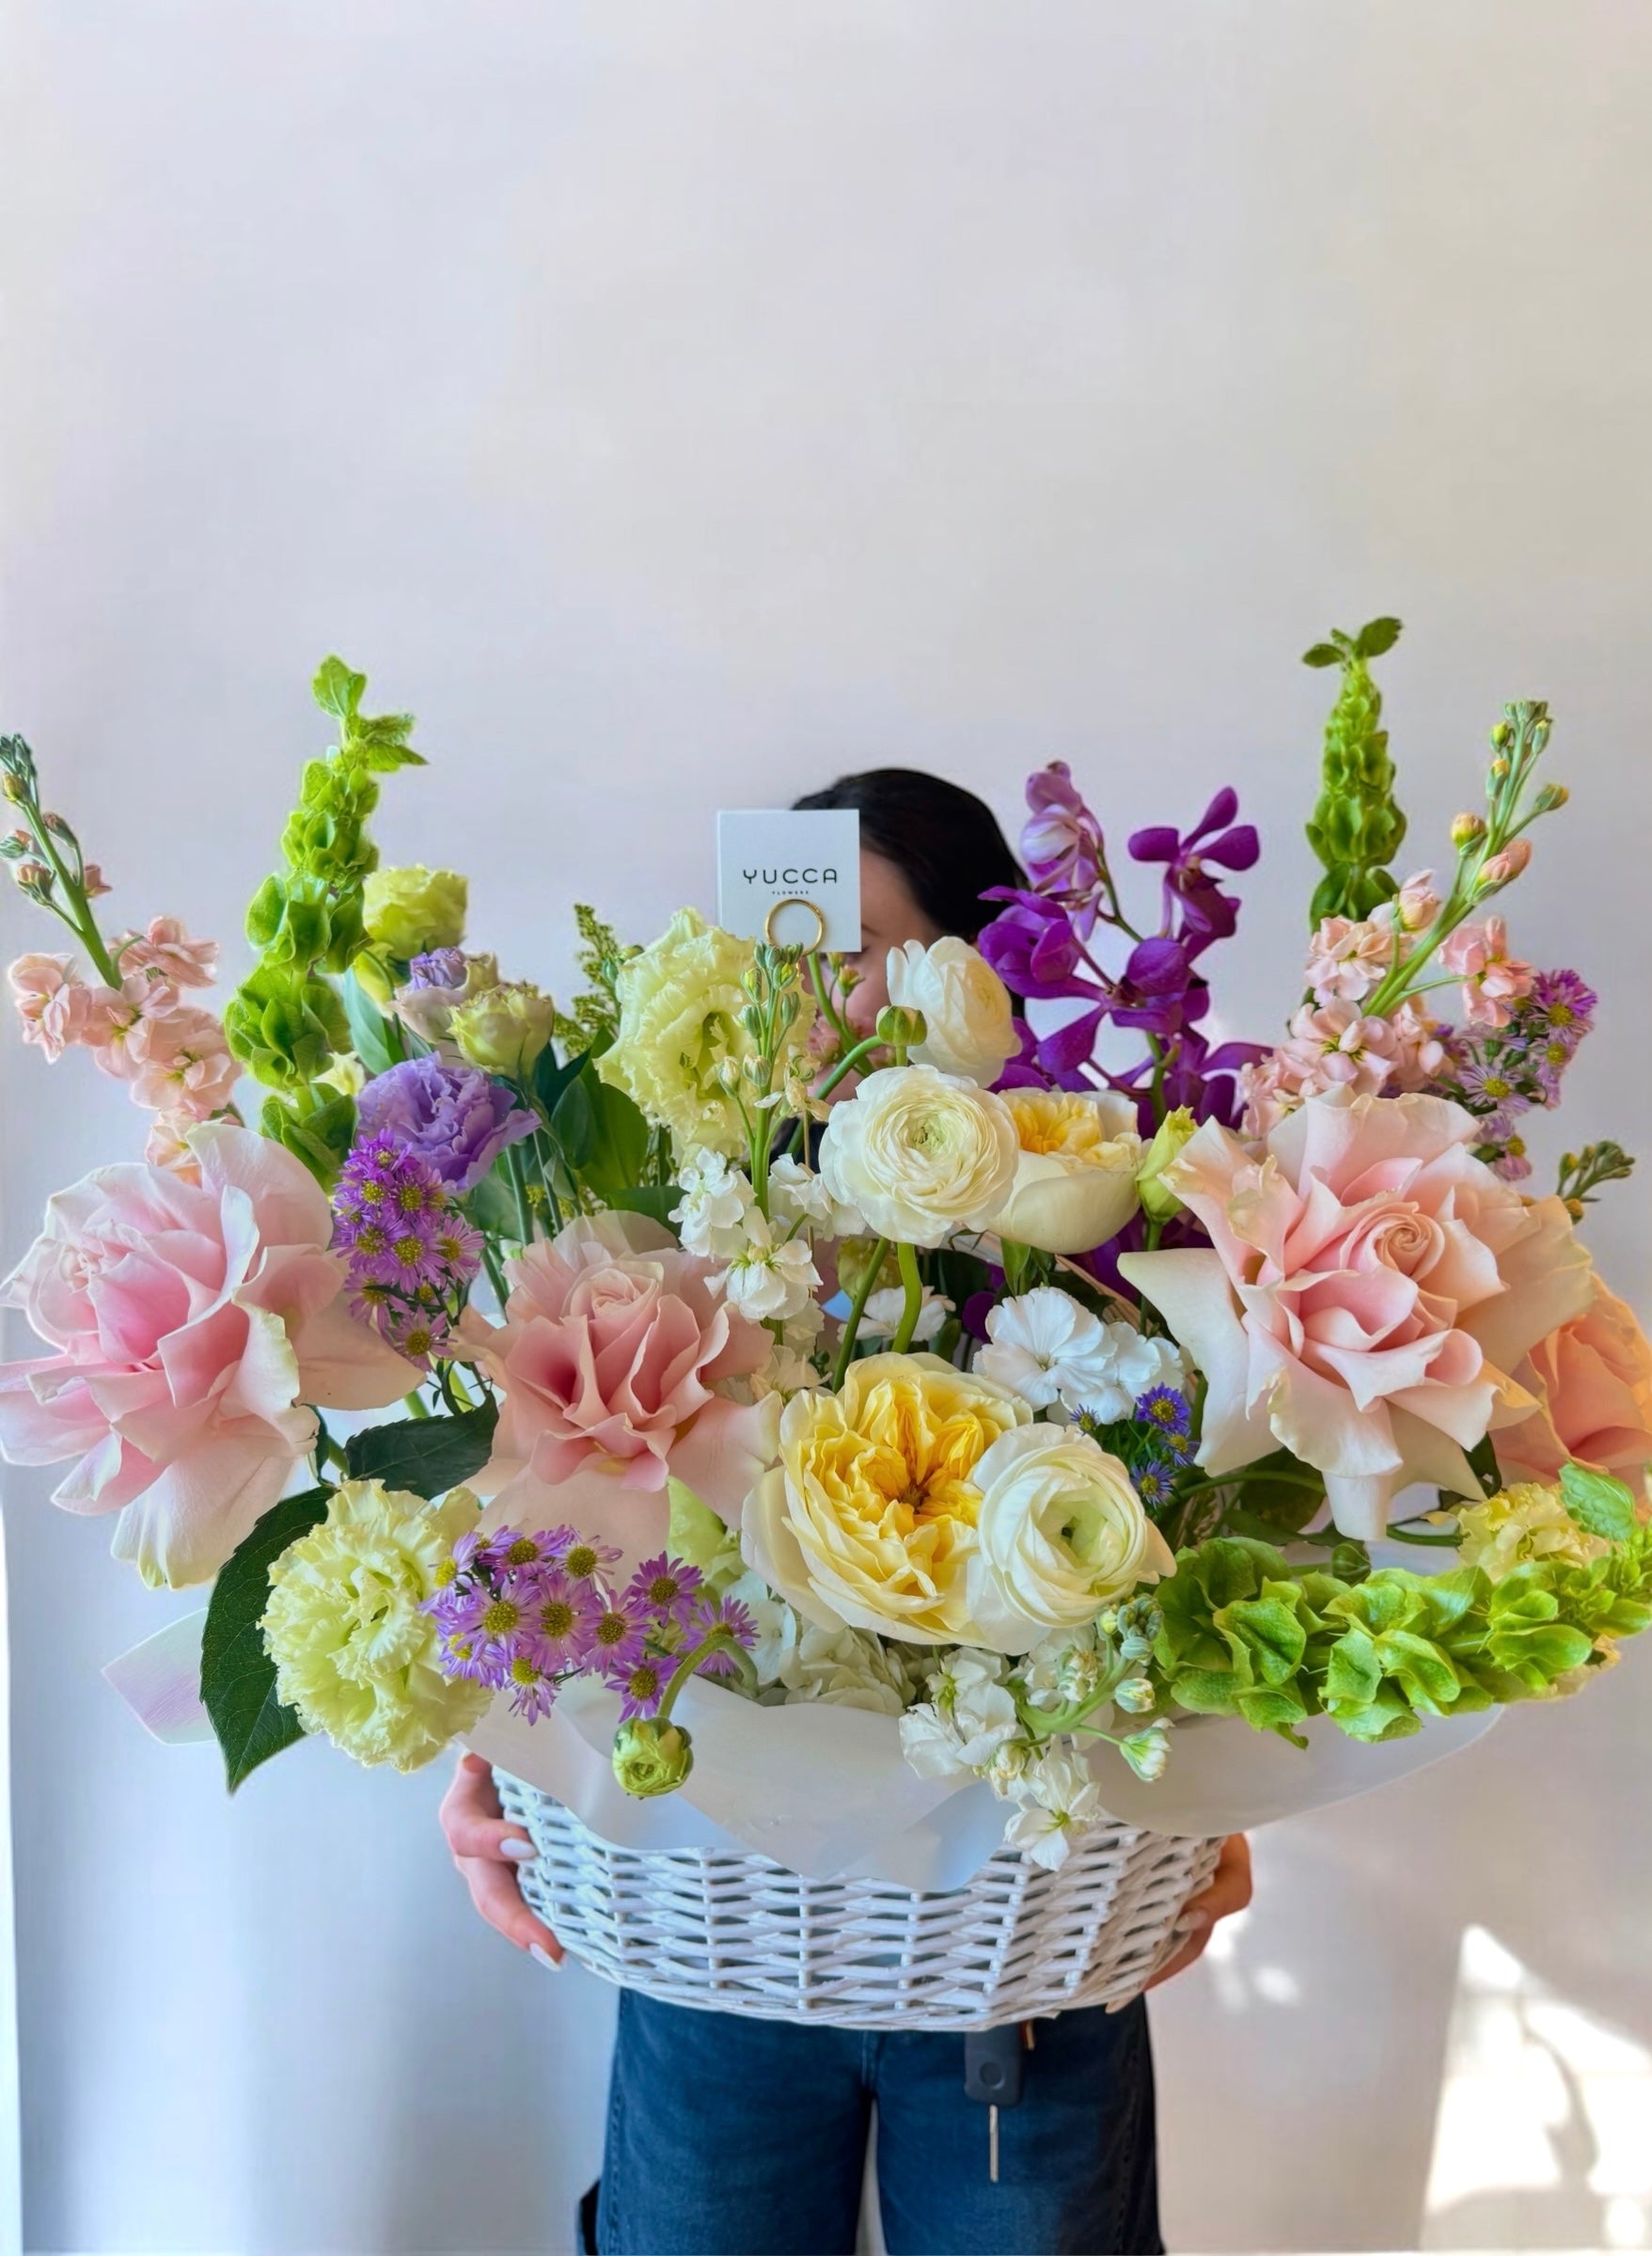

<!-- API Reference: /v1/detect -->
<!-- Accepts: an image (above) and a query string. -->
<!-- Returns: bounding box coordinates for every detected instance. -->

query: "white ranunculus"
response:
[818,1065,1019,1248]
[967,1424,1175,1649]
[887,937,1020,1085]
[975,1287,1187,1420]
[990,1088,1144,1256]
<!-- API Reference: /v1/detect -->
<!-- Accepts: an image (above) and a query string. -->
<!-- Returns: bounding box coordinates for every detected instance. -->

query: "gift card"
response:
[716,810,861,952]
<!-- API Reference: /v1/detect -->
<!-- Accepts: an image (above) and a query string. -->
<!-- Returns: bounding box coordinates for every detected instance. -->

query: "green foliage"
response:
[552,904,635,1057]
[200,1486,332,1791]
[1560,1462,1639,1546]
[1557,1141,1636,1221]
[226,657,422,1184]
[342,1403,498,1492]
[1303,617,1408,924]
[1152,1525,1652,1749]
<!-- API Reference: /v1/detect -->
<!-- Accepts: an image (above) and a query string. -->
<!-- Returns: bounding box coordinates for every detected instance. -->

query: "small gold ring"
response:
[763,895,827,952]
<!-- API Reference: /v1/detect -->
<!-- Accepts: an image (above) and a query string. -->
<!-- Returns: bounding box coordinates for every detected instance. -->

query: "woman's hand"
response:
[438,1751,564,1968]
[1145,1834,1252,1990]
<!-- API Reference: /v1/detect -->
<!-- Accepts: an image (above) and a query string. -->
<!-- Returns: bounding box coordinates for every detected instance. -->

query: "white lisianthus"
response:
[1004,1744,1105,1869]
[673,1148,758,1259]
[990,1089,1144,1256]
[976,1287,1187,1421]
[716,1218,820,1324]
[819,1065,1019,1248]
[857,1285,953,1343]
[887,937,1020,1085]
[967,1425,1175,1649]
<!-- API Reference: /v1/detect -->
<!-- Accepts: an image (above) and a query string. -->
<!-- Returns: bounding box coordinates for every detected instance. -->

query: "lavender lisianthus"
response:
[354,1054,539,1192]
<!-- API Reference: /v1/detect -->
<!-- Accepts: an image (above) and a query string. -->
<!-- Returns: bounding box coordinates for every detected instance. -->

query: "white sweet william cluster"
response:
[975,1285,1188,1419]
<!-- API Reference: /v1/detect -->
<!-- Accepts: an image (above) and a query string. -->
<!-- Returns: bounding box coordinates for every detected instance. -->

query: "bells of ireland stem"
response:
[1137,1106,1198,1222]
[611,1717,694,1799]
[1301,618,1408,925]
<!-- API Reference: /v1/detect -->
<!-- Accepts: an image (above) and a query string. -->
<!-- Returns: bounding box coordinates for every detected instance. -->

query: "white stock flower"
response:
[767,1154,862,1238]
[1003,1745,1104,1869]
[716,1219,821,1323]
[887,937,1019,1085]
[856,1285,953,1343]
[977,1287,1187,1422]
[1017,1624,1107,1712]
[930,1648,1019,1762]
[672,1148,758,1259]
[819,1065,1019,1249]
[967,1425,1175,1649]
[899,1702,975,1779]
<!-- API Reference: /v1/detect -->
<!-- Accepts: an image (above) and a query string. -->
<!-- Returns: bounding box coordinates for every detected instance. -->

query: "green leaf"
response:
[534,1044,591,1125]
[581,1078,651,1199]
[1560,1461,1638,1545]
[606,1185,683,1229]
[1355,616,1403,659]
[340,968,398,1078]
[200,1486,332,1791]
[1301,642,1345,669]
[312,655,366,721]
[343,1404,499,1494]
[550,1071,596,1170]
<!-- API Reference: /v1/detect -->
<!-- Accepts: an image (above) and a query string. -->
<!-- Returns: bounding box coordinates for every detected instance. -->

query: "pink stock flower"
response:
[1388,1000,1449,1090]
[1442,917,1534,1030]
[1387,870,1444,934]
[119,1004,239,1120]
[1305,916,1394,1005]
[0,1124,414,1586]
[1494,1279,1652,1490]
[1477,838,1533,890]
[1282,1000,1400,1095]
[80,864,111,899]
[466,1210,779,1571]
[115,917,219,1005]
[144,1112,206,1179]
[9,954,95,1061]
[1119,1088,1594,1538]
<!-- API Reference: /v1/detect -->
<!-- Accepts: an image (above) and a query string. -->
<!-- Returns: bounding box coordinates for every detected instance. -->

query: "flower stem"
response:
[832,1235,890,1387]
[402,1388,432,1420]
[657,1630,760,1718]
[890,1239,924,1353]
[504,1141,535,1245]
[806,950,855,1050]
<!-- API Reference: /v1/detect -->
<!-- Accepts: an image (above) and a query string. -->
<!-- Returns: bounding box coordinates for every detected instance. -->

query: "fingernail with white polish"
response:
[529,1943,563,1973]
[500,1838,536,1861]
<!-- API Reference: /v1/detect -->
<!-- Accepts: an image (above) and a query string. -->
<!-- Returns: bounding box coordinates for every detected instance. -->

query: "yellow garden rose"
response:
[990,1088,1144,1254]
[597,907,815,1158]
[741,1352,1031,1643]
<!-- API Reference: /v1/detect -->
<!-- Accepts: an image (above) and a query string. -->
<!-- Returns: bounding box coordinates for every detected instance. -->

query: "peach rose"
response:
[467,1212,779,1567]
[1494,1279,1652,1488]
[1119,1088,1594,1538]
[0,1124,414,1586]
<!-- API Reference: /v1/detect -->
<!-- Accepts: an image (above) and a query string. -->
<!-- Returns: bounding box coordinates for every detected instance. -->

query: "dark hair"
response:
[792,767,1023,943]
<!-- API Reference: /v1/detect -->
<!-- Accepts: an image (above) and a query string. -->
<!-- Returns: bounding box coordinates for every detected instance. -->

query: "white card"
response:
[716,810,861,951]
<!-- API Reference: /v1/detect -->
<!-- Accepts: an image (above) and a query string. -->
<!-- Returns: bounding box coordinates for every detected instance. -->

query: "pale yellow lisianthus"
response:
[362,865,468,959]
[742,1352,1031,1644]
[450,980,558,1078]
[989,1088,1144,1254]
[597,907,815,1159]
[1455,1480,1612,1583]
[261,1478,490,1773]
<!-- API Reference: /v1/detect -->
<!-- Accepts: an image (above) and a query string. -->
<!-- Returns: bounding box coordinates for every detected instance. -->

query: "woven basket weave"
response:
[495,1769,1222,2030]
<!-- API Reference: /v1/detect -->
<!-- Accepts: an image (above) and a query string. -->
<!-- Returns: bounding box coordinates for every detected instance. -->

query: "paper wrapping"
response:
[464,1676,1500,1892]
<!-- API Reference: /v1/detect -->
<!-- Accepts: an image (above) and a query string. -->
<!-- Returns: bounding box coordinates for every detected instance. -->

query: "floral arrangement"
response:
[3,623,1649,1873]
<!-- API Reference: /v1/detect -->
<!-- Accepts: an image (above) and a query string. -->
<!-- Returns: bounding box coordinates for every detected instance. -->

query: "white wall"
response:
[4,4,1651,2249]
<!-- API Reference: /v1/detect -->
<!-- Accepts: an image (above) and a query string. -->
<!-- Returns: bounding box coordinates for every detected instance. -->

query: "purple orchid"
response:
[1020,763,1108,932]
[1128,789,1259,959]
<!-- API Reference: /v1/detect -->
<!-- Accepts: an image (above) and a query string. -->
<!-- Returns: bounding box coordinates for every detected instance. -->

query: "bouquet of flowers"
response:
[4,624,1648,1883]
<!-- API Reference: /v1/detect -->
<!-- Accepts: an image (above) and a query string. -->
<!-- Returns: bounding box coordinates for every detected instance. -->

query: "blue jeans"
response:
[596,1989,1162,2255]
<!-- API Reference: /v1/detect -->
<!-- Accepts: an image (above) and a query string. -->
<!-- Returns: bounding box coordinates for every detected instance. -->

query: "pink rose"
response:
[1120,1088,1594,1538]
[1441,916,1534,1030]
[1494,1279,1652,1488]
[0,1124,413,1586]
[468,1211,779,1567]
[9,954,94,1061]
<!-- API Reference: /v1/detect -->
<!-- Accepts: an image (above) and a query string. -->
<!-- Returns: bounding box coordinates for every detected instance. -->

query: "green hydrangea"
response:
[261,1477,489,1773]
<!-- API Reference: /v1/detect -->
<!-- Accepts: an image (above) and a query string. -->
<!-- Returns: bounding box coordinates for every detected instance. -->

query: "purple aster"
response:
[561,1535,624,1582]
[523,1570,604,1671]
[354,1054,539,1193]
[505,1650,559,1723]
[689,1593,758,1679]
[607,1650,670,1721]
[589,1596,650,1677]
[1136,1386,1191,1442]
[1456,1056,1528,1114]
[1132,1451,1182,1514]
[624,1554,704,1629]
[1490,1139,1534,1184]
[433,1629,502,1688]
[1526,969,1597,1041]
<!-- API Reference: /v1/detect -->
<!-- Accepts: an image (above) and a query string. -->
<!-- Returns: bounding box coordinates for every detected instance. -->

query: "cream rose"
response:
[989,1088,1144,1255]
[818,1065,1019,1248]
[968,1424,1174,1649]
[741,1351,1031,1642]
[887,937,1019,1085]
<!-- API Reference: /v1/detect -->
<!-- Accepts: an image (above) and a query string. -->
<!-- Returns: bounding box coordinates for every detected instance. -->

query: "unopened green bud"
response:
[1137,1106,1198,1221]
[350,948,397,1009]
[449,981,557,1079]
[1113,1676,1156,1715]
[1490,719,1515,749]
[1450,811,1487,848]
[2,774,26,803]
[612,1717,694,1799]
[875,1004,927,1049]
[1533,781,1568,812]
[1119,1723,1172,1783]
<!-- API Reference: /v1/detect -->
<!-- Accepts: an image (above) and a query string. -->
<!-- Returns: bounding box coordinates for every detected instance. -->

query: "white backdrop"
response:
[4,5,1652,2250]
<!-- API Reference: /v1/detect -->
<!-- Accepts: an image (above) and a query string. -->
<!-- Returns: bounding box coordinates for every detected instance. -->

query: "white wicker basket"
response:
[495,1769,1222,2031]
